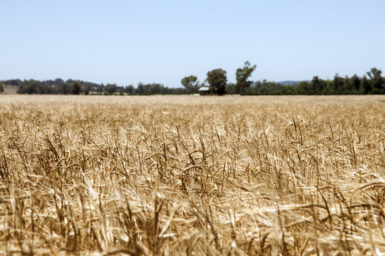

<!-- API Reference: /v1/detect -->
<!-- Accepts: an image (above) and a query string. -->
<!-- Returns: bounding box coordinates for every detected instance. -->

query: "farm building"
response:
[199,86,210,95]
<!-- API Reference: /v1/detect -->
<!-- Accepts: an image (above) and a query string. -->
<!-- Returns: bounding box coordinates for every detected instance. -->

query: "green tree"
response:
[310,76,323,94]
[207,68,227,95]
[83,87,90,95]
[342,76,353,94]
[332,74,344,94]
[225,83,237,94]
[0,82,4,93]
[361,76,371,94]
[70,81,81,95]
[367,67,384,94]
[351,74,362,94]
[181,75,200,94]
[125,85,135,94]
[136,83,145,94]
[296,81,312,94]
[104,84,118,95]
[235,61,256,94]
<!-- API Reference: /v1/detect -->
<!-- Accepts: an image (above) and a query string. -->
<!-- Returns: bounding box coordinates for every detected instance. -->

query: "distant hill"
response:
[250,80,307,87]
[277,80,303,86]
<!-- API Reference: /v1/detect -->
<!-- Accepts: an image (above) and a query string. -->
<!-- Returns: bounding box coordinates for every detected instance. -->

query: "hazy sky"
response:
[1,0,384,87]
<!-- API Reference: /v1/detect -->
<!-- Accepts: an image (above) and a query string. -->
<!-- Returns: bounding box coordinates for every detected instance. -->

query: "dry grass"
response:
[1,95,385,255]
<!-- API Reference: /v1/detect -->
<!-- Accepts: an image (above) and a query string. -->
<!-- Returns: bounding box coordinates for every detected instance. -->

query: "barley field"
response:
[1,95,385,255]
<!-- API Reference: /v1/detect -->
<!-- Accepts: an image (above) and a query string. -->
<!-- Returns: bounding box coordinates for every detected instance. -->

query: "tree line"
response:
[239,68,385,95]
[1,64,384,95]
[0,79,186,95]
[184,65,385,95]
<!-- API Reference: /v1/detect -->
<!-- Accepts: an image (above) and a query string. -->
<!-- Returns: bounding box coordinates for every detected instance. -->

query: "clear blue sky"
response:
[1,0,384,87]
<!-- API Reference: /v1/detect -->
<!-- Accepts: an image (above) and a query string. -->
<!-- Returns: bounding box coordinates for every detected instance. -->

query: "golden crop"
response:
[1,95,385,255]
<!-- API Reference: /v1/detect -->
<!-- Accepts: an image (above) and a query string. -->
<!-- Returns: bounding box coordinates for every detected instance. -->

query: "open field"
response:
[1,95,385,255]
[2,86,18,95]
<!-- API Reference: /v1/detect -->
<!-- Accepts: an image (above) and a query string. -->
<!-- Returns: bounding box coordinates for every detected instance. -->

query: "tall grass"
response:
[0,95,385,255]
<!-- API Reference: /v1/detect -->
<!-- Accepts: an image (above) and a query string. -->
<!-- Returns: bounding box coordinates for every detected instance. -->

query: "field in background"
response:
[3,85,18,95]
[1,95,385,255]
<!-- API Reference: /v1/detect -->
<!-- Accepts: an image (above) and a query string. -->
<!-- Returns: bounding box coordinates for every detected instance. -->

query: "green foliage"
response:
[236,61,256,94]
[13,79,96,94]
[104,84,118,95]
[70,81,81,95]
[16,79,54,94]
[181,75,200,94]
[3,67,385,96]
[361,76,371,94]
[207,68,227,95]
[10,79,186,95]
[243,80,288,95]
[125,85,135,94]
[225,83,237,94]
[351,74,363,94]
[81,83,91,95]
[331,74,344,94]
[242,68,385,95]
[367,68,384,94]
